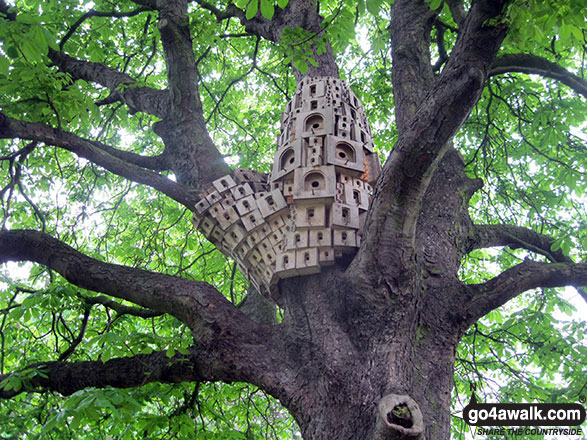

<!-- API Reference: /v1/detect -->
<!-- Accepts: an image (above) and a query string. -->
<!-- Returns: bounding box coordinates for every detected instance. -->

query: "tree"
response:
[0,0,585,438]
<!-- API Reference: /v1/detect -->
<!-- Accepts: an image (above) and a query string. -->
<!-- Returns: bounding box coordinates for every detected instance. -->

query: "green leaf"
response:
[551,238,563,252]
[0,55,9,77]
[366,0,383,15]
[246,0,259,19]
[293,58,308,74]
[260,0,274,19]
[20,38,42,63]
[166,347,176,358]
[569,25,582,41]
[7,376,23,392]
[30,24,48,55]
[9,307,24,321]
[5,45,19,59]
[15,11,40,25]
[277,0,289,8]
[357,0,366,15]
[42,27,58,50]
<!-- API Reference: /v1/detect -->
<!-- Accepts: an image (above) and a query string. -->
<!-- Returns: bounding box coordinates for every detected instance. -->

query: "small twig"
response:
[0,291,19,374]
[58,307,91,361]
[432,21,449,72]
[78,293,163,318]
[205,37,260,123]
[59,7,150,50]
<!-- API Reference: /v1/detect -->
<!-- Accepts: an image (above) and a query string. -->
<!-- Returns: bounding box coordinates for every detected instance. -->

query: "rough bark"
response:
[48,49,172,119]
[0,350,203,399]
[0,113,197,207]
[489,53,587,98]
[461,260,587,327]
[152,0,231,189]
[360,0,508,259]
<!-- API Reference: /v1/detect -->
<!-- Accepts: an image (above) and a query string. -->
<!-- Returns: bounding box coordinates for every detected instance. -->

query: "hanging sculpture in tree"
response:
[192,76,381,295]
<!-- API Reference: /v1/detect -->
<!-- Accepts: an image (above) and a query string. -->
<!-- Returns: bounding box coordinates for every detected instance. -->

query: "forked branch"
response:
[0,230,288,402]
[361,0,508,255]
[0,113,198,207]
[49,50,172,118]
[462,260,587,325]
[0,1,169,118]
[489,53,587,98]
[470,224,587,304]
[59,7,151,50]
[142,0,231,188]
[0,229,252,337]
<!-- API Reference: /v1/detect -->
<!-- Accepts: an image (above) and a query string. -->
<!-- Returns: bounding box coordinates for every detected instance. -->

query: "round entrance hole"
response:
[335,142,355,163]
[280,149,295,171]
[304,171,326,192]
[305,114,324,132]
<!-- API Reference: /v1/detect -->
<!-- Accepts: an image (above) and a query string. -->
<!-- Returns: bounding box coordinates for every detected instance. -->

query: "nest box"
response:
[192,76,381,297]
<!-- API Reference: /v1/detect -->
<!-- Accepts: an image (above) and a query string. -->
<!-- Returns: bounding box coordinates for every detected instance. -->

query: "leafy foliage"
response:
[0,0,585,438]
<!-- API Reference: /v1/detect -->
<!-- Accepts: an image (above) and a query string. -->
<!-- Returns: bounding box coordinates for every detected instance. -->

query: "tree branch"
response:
[0,229,291,397]
[59,7,151,50]
[146,0,230,189]
[79,293,163,318]
[462,260,587,325]
[470,224,587,304]
[0,229,246,331]
[471,224,566,262]
[361,0,508,256]
[0,336,292,401]
[432,20,449,72]
[0,231,288,400]
[48,50,171,119]
[22,0,228,191]
[489,53,587,98]
[157,0,203,121]
[193,0,241,21]
[0,113,199,207]
[390,0,436,131]
[0,349,203,399]
[1,0,168,118]
[129,0,158,9]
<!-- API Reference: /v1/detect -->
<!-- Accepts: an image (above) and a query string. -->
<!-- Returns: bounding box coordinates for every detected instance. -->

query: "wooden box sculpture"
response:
[192,77,381,296]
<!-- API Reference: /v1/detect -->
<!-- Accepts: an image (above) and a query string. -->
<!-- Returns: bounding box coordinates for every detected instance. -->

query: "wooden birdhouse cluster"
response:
[192,77,381,296]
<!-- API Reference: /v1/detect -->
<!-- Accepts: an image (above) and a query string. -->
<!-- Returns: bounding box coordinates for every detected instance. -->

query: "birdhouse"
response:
[191,76,381,297]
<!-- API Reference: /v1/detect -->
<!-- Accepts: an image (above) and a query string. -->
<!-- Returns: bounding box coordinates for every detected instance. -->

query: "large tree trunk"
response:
[266,149,478,439]
[276,269,459,439]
